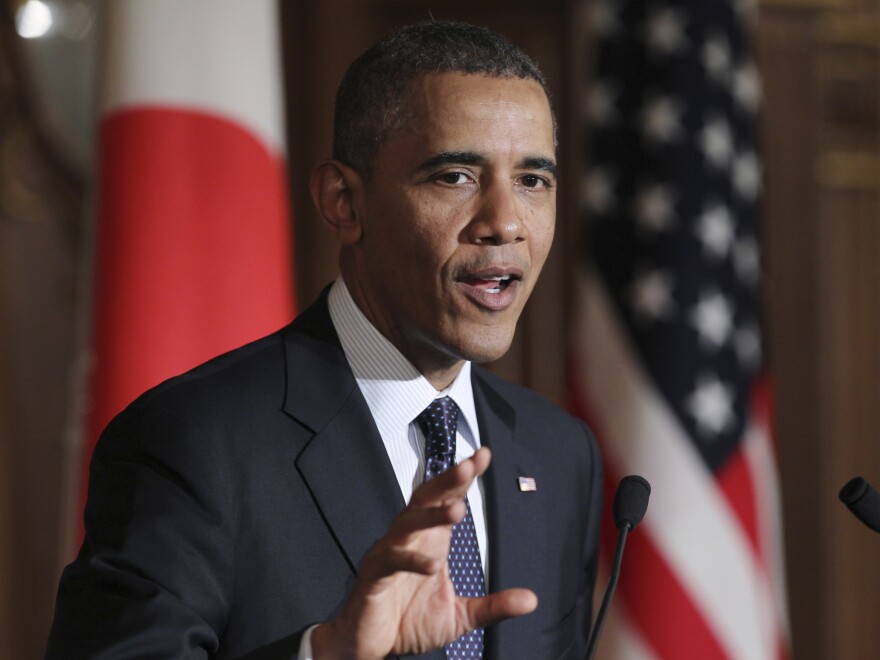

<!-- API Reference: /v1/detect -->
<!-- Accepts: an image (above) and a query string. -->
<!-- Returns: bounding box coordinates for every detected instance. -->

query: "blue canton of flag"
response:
[585,0,763,470]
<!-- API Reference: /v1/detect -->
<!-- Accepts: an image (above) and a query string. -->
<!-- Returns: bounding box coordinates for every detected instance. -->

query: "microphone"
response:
[584,475,651,660]
[839,476,880,533]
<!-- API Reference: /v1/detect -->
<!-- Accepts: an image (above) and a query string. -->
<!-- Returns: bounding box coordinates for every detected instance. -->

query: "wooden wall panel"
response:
[760,3,880,657]
[758,10,826,657]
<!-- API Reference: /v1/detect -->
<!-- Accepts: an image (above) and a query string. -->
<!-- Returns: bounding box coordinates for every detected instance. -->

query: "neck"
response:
[420,360,466,391]
[338,267,466,391]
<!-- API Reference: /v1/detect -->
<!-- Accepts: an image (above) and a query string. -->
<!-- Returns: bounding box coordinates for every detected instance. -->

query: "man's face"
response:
[344,72,557,384]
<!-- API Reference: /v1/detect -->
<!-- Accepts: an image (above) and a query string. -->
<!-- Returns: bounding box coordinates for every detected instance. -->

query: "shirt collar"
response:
[327,277,479,444]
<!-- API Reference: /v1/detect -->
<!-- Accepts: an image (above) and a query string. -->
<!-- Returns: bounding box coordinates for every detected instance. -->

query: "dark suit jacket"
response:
[47,293,603,659]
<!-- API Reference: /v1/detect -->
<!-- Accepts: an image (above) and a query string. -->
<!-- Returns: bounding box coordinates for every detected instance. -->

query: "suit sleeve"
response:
[45,403,305,659]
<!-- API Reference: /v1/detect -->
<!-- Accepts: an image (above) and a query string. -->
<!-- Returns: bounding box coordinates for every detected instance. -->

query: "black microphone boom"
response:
[839,476,880,533]
[584,475,651,660]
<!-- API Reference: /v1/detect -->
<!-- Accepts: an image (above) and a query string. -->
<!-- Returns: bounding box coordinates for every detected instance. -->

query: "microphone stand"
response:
[584,522,631,660]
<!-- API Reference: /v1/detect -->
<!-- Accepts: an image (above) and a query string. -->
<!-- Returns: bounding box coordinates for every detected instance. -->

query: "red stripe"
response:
[715,444,760,557]
[598,462,730,660]
[714,377,777,569]
[569,358,751,659]
[750,374,773,430]
[82,107,295,524]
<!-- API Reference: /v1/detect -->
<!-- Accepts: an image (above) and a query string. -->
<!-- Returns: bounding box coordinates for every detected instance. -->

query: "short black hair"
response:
[332,21,555,177]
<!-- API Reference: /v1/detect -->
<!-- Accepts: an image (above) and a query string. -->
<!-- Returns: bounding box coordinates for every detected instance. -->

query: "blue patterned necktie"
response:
[417,396,485,659]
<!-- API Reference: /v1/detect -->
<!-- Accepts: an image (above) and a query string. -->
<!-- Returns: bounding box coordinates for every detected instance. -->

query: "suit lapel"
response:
[281,297,405,575]
[473,371,547,660]
[281,298,447,660]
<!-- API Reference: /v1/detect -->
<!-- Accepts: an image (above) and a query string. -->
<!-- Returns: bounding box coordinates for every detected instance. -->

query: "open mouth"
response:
[456,267,525,311]
[461,274,517,294]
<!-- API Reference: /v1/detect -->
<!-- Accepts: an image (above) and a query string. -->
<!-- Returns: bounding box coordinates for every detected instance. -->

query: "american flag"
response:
[518,476,538,492]
[569,0,790,657]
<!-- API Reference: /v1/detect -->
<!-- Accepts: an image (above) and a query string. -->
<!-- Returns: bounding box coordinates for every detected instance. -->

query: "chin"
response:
[454,329,516,365]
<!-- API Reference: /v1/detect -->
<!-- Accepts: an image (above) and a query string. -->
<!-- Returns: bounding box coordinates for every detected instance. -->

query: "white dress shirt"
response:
[299,278,489,659]
[327,277,489,570]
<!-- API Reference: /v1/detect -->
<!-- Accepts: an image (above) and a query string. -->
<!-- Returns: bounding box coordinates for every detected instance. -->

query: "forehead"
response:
[388,72,555,159]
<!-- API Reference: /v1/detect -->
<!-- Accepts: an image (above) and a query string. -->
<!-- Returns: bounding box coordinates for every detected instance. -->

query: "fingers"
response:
[358,447,493,588]
[468,446,492,476]
[409,447,492,508]
[391,499,466,535]
[361,501,468,582]
[385,447,490,544]
[360,544,443,582]
[464,588,538,630]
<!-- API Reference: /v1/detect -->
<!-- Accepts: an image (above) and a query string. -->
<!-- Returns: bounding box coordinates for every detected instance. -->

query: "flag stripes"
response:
[570,275,786,658]
[571,0,788,656]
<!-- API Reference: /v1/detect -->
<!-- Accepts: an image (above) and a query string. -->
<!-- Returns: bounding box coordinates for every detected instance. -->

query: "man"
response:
[47,22,603,659]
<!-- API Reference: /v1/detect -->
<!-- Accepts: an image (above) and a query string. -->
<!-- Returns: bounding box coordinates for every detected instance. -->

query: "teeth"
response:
[484,274,510,293]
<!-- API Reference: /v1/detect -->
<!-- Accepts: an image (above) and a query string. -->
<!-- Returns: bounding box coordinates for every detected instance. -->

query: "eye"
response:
[519,174,550,189]
[435,171,473,185]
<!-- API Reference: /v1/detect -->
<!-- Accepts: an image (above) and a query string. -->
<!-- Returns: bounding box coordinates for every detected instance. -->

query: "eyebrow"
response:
[416,150,558,179]
[521,156,558,179]
[417,151,487,171]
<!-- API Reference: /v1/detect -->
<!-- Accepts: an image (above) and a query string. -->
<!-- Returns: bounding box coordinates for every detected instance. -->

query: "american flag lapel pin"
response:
[518,476,537,492]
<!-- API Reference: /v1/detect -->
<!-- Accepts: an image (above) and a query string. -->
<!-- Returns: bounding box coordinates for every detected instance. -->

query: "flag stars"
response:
[733,150,762,201]
[630,269,676,322]
[734,62,762,113]
[700,117,734,169]
[635,183,677,232]
[735,323,763,371]
[695,203,735,259]
[640,95,685,145]
[735,0,759,20]
[733,236,761,285]
[586,81,619,126]
[584,168,617,215]
[644,7,689,56]
[589,0,622,38]
[582,0,766,468]
[690,290,734,349]
[685,374,737,439]
[702,34,733,84]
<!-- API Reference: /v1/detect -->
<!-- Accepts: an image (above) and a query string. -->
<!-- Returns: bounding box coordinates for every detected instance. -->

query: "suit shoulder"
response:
[117,327,290,428]
[472,365,592,440]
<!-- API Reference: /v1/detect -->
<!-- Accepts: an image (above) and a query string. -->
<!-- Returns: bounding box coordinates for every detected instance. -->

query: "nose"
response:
[466,181,525,246]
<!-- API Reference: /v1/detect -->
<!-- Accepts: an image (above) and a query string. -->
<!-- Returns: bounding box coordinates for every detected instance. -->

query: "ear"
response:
[309,160,364,246]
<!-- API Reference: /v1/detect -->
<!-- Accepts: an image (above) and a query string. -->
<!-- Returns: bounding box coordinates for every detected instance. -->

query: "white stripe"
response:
[102,0,286,155]
[743,415,791,649]
[572,270,781,660]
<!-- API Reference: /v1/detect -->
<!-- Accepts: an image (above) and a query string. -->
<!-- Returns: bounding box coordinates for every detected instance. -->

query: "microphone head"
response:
[613,475,651,530]
[839,476,880,533]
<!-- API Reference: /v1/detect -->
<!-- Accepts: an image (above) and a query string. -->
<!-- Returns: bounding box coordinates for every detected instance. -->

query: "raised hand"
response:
[311,447,537,658]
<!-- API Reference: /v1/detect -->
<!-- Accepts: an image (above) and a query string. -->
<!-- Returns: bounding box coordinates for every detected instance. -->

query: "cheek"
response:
[411,214,462,268]
[529,212,556,265]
